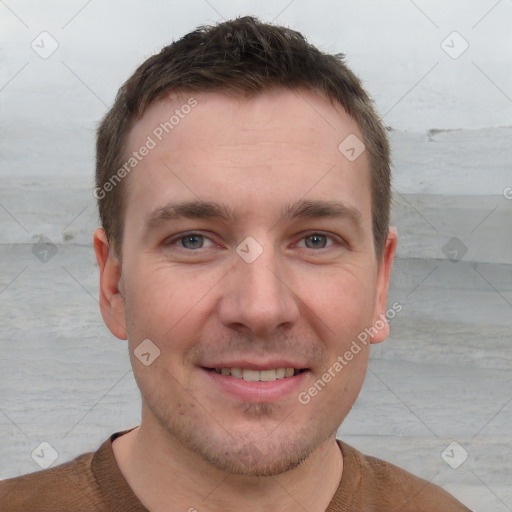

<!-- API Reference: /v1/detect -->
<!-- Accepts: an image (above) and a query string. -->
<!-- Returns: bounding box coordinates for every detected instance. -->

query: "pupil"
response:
[306,234,325,248]
[182,235,202,249]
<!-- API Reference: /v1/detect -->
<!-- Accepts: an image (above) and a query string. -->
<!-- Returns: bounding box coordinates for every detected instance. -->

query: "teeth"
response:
[259,369,276,382]
[213,367,300,381]
[231,367,243,378]
[242,369,260,382]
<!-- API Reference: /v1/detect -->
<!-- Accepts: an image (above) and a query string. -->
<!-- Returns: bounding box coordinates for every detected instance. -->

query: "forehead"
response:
[122,88,372,230]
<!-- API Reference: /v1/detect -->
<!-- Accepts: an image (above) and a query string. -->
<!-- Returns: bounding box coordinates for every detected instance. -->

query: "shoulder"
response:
[0,451,102,511]
[337,441,472,511]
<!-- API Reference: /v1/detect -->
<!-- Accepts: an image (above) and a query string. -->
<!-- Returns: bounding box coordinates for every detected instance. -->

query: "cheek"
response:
[122,261,217,348]
[122,268,201,394]
[299,263,377,341]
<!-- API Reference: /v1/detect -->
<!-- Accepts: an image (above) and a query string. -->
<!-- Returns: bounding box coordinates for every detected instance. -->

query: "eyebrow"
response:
[146,200,235,227]
[281,199,362,226]
[146,199,362,229]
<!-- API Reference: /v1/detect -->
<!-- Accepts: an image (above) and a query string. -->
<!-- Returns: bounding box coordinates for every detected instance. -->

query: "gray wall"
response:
[1,1,511,510]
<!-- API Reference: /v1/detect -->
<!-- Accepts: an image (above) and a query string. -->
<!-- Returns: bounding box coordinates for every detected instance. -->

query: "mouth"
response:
[203,367,307,382]
[201,364,310,402]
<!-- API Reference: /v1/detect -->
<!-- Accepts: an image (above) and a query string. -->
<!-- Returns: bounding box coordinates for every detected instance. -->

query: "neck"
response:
[113,418,343,511]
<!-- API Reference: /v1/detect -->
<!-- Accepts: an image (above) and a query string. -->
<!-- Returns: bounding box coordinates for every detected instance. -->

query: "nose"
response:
[217,241,300,337]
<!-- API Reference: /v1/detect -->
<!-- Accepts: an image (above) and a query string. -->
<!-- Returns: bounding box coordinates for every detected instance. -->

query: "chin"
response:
[196,437,313,477]
[142,378,340,477]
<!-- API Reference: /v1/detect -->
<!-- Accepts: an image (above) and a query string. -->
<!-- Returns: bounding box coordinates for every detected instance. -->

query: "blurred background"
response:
[1,1,511,509]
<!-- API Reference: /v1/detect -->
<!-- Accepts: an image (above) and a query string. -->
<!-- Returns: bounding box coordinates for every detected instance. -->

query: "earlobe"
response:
[370,227,398,344]
[93,228,127,340]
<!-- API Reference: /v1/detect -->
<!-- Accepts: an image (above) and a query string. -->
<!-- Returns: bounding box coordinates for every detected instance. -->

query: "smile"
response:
[205,367,306,381]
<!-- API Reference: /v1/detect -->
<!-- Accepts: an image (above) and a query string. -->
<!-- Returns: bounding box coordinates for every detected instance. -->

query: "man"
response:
[0,16,471,511]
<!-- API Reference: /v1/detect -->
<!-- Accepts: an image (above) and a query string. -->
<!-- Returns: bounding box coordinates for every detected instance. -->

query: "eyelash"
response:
[163,231,342,251]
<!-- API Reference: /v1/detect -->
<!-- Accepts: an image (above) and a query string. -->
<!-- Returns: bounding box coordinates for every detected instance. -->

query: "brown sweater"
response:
[0,428,472,511]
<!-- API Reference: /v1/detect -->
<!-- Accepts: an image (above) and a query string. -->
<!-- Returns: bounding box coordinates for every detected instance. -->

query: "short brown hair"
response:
[96,15,390,258]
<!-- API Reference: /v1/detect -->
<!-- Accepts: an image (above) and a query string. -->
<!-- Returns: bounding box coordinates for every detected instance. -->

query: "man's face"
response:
[99,88,395,476]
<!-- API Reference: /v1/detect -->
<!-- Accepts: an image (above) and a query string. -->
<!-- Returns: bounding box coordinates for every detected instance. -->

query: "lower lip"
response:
[202,368,309,402]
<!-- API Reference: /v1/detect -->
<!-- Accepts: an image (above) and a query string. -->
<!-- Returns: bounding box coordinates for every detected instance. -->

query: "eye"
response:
[165,232,217,250]
[296,233,336,249]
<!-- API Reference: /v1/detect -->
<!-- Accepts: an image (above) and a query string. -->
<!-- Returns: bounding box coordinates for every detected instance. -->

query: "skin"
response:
[94,88,397,511]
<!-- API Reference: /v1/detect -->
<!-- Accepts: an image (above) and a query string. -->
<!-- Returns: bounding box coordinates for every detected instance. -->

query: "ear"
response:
[369,227,398,344]
[93,228,127,340]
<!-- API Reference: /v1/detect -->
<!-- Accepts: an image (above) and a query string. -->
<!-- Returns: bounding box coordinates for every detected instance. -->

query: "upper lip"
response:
[201,360,308,371]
